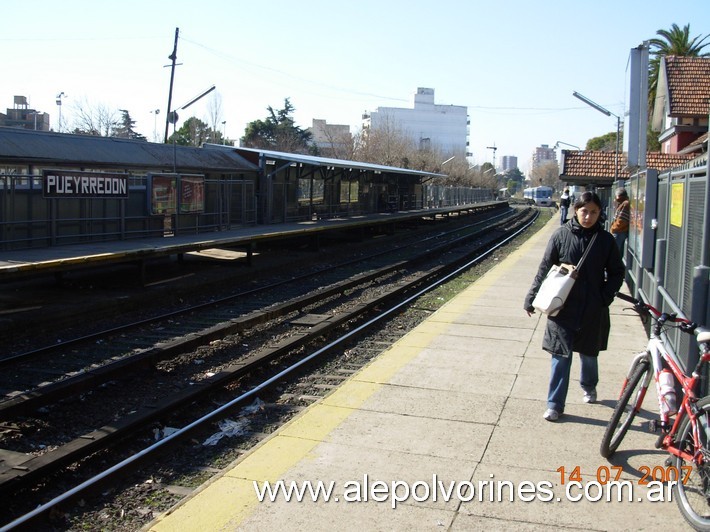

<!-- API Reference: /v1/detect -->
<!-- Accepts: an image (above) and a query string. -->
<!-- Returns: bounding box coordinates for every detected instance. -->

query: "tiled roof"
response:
[560,150,695,182]
[664,56,710,117]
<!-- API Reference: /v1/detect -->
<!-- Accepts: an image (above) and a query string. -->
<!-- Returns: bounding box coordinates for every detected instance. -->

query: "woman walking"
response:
[524,192,625,421]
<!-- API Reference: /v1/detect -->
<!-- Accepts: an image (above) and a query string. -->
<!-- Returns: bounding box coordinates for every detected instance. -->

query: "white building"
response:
[362,88,469,157]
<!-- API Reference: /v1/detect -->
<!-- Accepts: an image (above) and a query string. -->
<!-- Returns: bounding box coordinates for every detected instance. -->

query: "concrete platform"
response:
[146,215,687,531]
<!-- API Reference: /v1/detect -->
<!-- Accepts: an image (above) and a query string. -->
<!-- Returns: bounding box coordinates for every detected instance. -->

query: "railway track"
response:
[0,207,536,530]
[0,206,512,412]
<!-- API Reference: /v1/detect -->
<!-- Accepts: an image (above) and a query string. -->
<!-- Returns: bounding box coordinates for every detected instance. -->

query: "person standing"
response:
[524,192,625,421]
[559,188,571,225]
[610,188,630,254]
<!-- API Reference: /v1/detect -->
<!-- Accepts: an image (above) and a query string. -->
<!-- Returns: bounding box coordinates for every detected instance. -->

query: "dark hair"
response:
[573,191,602,210]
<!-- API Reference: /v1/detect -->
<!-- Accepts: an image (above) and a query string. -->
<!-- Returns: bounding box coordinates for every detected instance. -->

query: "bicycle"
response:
[600,291,710,530]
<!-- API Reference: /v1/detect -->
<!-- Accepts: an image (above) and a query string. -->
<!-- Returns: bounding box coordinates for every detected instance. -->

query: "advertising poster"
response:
[629,174,646,258]
[180,176,205,213]
[150,174,177,215]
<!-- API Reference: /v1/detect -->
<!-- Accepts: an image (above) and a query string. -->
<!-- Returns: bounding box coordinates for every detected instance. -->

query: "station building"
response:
[0,127,493,254]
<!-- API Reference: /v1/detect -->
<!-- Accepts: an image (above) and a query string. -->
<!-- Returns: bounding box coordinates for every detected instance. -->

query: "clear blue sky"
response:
[2,0,709,173]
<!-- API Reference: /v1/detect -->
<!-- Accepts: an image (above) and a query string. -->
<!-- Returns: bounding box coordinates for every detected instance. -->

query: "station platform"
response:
[0,203,497,281]
[146,215,686,531]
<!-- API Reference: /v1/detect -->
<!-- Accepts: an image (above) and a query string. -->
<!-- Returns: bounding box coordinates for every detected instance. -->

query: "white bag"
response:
[531,232,598,317]
[532,265,577,316]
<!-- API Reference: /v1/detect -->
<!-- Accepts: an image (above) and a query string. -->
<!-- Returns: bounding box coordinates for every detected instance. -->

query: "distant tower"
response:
[501,155,518,172]
[531,144,557,169]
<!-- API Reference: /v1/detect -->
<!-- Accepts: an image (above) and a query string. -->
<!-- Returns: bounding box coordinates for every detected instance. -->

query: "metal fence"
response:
[423,185,494,207]
[624,153,709,369]
[0,173,256,251]
[0,170,497,252]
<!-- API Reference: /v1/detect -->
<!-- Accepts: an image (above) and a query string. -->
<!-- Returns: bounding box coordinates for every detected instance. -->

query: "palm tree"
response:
[648,23,710,114]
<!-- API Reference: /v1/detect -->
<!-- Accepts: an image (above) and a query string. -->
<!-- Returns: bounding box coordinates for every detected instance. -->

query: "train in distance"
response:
[523,186,555,207]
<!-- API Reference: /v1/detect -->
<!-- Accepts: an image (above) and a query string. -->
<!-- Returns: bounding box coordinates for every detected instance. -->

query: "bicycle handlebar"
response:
[614,291,697,333]
[615,292,638,305]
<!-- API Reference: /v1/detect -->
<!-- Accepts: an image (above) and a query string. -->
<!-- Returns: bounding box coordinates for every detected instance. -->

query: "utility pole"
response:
[164,27,179,143]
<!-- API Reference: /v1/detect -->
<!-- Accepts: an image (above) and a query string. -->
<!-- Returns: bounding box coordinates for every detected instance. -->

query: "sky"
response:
[2,0,709,174]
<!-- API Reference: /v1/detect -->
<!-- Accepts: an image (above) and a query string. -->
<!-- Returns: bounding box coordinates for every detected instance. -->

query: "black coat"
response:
[524,218,625,357]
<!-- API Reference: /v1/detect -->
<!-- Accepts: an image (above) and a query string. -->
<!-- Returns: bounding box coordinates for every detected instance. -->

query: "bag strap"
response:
[574,232,599,271]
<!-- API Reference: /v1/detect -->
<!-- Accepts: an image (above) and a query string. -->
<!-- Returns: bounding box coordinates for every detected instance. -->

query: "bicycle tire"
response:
[672,396,710,531]
[600,358,650,458]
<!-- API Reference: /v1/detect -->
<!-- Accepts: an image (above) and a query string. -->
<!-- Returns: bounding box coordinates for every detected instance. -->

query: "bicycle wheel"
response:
[672,396,710,531]
[600,357,650,458]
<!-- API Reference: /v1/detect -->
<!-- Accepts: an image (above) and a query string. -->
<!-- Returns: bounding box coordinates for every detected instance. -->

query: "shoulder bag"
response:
[532,232,598,317]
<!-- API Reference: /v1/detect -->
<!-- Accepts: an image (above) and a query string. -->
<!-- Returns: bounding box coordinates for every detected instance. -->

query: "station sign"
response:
[43,170,129,199]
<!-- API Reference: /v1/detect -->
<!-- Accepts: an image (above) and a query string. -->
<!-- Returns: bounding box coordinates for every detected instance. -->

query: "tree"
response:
[113,110,146,141]
[581,122,662,153]
[504,167,525,194]
[168,117,212,147]
[586,131,619,152]
[241,98,313,154]
[648,23,710,114]
[69,99,145,139]
[352,114,476,186]
[353,114,416,168]
[206,93,226,144]
[646,124,661,152]
[71,98,121,136]
[529,161,560,189]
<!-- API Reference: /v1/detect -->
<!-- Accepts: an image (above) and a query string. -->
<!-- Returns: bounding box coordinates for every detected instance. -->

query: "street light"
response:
[572,91,621,181]
[55,92,67,132]
[221,120,226,145]
[167,85,216,171]
[554,141,581,150]
[166,85,216,135]
[150,109,160,142]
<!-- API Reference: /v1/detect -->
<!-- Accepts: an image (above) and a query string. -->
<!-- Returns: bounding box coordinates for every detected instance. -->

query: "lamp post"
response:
[572,91,621,181]
[554,141,581,150]
[150,109,160,142]
[55,92,66,132]
[167,85,216,171]
[222,120,226,145]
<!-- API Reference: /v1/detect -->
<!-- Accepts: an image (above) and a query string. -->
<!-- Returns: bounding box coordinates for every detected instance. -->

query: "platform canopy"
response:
[204,144,446,181]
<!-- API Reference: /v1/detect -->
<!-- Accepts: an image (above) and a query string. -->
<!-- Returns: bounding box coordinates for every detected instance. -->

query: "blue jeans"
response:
[547,353,598,412]
[560,206,568,225]
[613,231,627,254]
